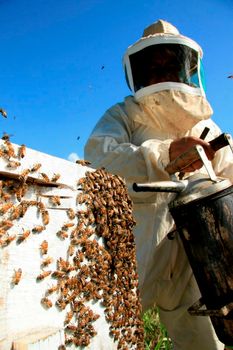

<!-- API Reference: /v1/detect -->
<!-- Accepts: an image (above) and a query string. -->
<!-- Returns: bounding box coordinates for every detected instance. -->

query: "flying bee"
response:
[18,144,26,159]
[30,163,42,172]
[40,173,50,182]
[7,160,21,169]
[12,268,22,285]
[17,229,31,243]
[1,133,14,142]
[40,240,48,255]
[50,196,61,206]
[41,297,53,308]
[36,270,51,281]
[0,108,7,118]
[51,173,61,182]
[32,225,45,234]
[41,257,53,267]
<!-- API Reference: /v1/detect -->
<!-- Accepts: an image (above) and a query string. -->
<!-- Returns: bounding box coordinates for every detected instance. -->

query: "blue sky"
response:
[0,0,232,161]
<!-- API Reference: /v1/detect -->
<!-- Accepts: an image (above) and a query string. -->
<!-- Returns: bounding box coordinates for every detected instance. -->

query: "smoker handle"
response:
[209,133,232,152]
[165,133,232,175]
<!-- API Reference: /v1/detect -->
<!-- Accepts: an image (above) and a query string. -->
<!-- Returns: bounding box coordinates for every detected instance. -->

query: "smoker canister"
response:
[169,173,233,345]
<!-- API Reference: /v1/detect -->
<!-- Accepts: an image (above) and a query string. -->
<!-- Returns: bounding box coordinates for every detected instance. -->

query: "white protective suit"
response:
[84,20,233,350]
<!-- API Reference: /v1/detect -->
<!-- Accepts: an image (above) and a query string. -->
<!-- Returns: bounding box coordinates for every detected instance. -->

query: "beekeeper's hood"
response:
[123,20,206,99]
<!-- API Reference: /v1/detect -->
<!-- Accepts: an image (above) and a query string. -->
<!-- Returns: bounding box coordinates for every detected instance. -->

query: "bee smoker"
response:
[133,133,233,346]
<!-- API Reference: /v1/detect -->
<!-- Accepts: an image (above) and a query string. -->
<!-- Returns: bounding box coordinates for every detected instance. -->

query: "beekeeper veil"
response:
[123,20,213,131]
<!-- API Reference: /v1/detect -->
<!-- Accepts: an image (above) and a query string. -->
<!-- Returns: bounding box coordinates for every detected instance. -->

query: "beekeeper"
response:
[85,20,233,350]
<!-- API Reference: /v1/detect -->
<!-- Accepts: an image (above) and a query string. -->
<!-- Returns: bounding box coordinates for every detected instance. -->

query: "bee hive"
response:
[0,139,144,350]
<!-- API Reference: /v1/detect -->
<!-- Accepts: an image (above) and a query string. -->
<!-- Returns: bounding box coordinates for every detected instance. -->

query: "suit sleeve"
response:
[84,104,172,198]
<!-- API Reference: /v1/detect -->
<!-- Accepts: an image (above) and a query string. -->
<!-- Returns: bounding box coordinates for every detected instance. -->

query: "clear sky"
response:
[0,0,232,161]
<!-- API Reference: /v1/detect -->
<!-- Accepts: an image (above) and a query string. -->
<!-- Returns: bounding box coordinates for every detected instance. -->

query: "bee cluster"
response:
[0,138,144,349]
[75,169,145,349]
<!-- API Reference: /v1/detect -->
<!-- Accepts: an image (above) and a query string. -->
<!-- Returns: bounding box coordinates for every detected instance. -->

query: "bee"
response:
[76,159,91,166]
[51,173,61,182]
[0,191,12,201]
[36,270,51,281]
[45,285,57,295]
[56,297,68,310]
[14,184,27,202]
[62,222,75,230]
[7,160,21,169]
[65,324,77,332]
[12,268,22,285]
[51,270,66,279]
[58,345,66,350]
[58,258,74,273]
[0,220,13,231]
[10,204,23,220]
[56,230,69,240]
[4,140,16,158]
[64,337,73,346]
[41,297,53,308]
[19,169,30,182]
[30,163,42,172]
[32,225,45,233]
[42,210,50,225]
[41,257,53,267]
[17,230,31,243]
[67,244,75,256]
[40,173,50,182]
[1,133,14,142]
[0,202,14,214]
[1,234,16,246]
[19,201,30,217]
[18,144,26,159]
[64,310,74,324]
[66,208,75,220]
[40,240,48,255]
[50,196,61,206]
[0,108,7,118]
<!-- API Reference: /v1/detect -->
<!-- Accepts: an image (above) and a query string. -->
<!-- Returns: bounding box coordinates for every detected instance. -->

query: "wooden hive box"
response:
[0,140,144,350]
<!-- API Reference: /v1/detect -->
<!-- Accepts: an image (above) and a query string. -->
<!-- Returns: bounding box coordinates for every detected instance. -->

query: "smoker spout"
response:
[133,180,188,193]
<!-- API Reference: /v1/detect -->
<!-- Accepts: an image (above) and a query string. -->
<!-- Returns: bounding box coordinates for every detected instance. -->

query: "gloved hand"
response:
[169,136,215,172]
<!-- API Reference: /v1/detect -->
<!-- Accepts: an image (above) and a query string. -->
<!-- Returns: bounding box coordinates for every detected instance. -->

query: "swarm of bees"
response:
[0,140,144,350]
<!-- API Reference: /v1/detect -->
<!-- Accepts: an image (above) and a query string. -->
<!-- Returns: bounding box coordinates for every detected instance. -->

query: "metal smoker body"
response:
[133,133,233,345]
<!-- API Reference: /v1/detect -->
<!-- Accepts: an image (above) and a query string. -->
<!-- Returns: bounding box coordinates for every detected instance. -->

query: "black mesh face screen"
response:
[129,43,198,91]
